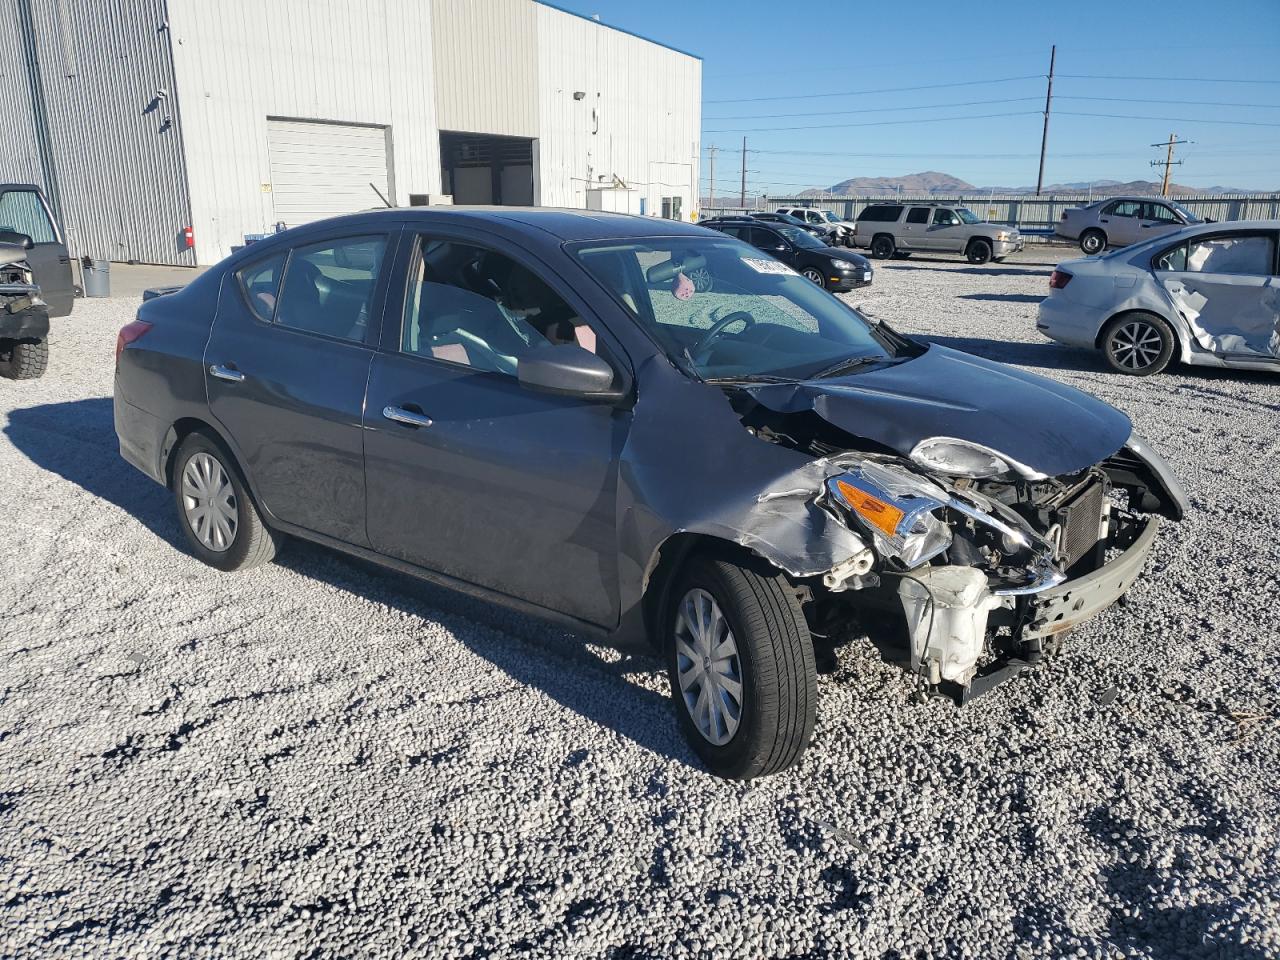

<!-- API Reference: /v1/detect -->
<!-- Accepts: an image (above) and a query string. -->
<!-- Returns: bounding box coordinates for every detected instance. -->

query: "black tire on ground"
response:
[171,431,279,572]
[800,266,827,288]
[0,338,48,380]
[892,251,913,259]
[1080,229,1107,256]
[1101,312,1176,377]
[870,235,895,259]
[665,554,817,780]
[966,239,993,264]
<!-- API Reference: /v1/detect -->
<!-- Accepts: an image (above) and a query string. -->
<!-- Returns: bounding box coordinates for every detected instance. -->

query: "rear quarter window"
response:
[857,205,902,223]
[236,252,287,322]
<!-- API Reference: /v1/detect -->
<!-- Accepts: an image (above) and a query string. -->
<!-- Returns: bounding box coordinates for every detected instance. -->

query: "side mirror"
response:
[0,231,33,250]
[517,343,622,400]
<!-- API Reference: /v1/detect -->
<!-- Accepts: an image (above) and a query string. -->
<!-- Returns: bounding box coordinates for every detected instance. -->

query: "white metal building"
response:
[2,0,701,265]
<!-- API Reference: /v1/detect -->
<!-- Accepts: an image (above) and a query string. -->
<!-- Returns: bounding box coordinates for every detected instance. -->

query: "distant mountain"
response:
[824,171,976,195]
[980,179,1260,196]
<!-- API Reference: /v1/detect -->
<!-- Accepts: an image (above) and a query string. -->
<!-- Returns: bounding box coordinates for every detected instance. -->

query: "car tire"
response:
[966,239,993,264]
[870,235,895,259]
[171,431,279,572]
[665,555,817,780]
[1101,312,1176,376]
[800,266,826,288]
[1080,229,1107,256]
[0,338,48,380]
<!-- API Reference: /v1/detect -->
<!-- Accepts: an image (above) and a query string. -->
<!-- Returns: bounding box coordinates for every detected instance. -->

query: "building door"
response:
[439,132,535,206]
[266,119,392,229]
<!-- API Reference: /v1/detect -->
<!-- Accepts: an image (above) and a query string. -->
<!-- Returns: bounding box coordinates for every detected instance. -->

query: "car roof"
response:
[1165,218,1280,236]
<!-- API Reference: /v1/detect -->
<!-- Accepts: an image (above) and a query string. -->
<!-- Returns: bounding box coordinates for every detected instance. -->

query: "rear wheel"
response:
[1101,313,1175,376]
[665,555,816,780]
[800,266,826,288]
[966,239,993,264]
[870,235,895,259]
[171,432,279,571]
[0,338,48,380]
[1080,229,1106,256]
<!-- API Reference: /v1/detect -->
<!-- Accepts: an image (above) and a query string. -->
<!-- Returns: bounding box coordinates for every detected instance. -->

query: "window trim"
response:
[390,228,633,393]
[1150,230,1280,277]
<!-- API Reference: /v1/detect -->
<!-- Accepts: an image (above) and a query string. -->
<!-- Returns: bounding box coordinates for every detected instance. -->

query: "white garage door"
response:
[266,119,390,228]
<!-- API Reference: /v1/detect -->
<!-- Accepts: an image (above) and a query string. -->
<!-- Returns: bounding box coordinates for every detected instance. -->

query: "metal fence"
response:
[703,194,1280,234]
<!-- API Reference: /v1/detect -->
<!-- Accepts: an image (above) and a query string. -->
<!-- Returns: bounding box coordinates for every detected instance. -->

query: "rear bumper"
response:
[0,305,50,341]
[1023,514,1161,639]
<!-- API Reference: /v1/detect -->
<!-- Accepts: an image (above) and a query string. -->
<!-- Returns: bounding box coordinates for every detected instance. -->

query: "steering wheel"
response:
[690,310,757,360]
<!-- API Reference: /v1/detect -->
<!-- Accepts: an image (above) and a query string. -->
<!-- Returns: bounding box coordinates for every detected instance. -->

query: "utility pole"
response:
[707,144,716,210]
[1150,133,1190,197]
[740,136,747,207]
[1035,44,1055,196]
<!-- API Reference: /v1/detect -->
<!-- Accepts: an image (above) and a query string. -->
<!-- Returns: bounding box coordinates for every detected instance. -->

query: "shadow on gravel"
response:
[4,397,181,547]
[919,336,1107,373]
[958,293,1044,304]
[6,398,697,770]
[881,261,1054,278]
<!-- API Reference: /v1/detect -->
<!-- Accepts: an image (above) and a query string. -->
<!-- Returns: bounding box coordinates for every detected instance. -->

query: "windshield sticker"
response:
[742,258,798,276]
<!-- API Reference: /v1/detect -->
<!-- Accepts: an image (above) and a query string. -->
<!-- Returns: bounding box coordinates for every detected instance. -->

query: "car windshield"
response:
[571,236,901,381]
[820,211,841,222]
[1171,203,1201,223]
[778,225,825,249]
[955,208,981,224]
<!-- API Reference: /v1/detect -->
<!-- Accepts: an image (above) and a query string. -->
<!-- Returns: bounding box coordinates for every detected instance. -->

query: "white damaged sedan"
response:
[1037,219,1280,376]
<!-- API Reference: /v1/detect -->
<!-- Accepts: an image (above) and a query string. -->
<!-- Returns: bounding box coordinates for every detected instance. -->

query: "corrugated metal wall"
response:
[430,0,539,140]
[3,0,193,264]
[167,0,440,264]
[535,4,701,218]
[0,0,47,192]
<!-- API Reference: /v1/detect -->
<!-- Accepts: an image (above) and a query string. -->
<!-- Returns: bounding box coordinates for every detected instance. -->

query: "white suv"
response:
[776,207,854,247]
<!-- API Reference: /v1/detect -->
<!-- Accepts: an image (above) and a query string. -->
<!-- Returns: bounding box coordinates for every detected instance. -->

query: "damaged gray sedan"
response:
[114,208,1186,780]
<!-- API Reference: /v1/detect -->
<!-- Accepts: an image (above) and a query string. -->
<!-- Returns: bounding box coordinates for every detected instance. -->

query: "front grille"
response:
[1058,479,1105,569]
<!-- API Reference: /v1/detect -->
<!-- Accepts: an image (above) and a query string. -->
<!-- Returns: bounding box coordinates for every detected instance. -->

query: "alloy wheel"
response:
[1110,320,1164,371]
[801,267,825,286]
[674,588,744,746]
[181,451,238,552]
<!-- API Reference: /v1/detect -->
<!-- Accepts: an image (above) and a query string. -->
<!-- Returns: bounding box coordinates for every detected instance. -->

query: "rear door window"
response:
[1185,234,1275,275]
[906,207,930,224]
[1106,200,1142,218]
[274,235,387,342]
[237,252,287,322]
[0,189,57,244]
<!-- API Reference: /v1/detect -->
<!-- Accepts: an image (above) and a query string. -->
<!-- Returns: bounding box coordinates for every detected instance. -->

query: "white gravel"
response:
[3,250,1278,958]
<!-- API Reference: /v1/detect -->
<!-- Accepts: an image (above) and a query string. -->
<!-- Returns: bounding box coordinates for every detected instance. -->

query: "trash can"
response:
[82,257,110,298]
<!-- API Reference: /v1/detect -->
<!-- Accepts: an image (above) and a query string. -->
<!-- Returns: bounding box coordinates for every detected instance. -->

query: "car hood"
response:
[737,344,1132,477]
[827,248,871,268]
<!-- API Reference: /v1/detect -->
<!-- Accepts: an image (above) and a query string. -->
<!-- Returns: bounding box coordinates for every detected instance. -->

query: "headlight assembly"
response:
[828,462,952,569]
[910,437,1014,479]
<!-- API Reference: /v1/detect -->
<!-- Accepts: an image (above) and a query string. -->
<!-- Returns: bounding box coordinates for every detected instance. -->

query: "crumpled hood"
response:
[739,344,1133,478]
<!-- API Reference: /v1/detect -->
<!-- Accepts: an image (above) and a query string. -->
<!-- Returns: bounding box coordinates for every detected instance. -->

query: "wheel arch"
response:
[161,417,273,520]
[1095,307,1187,361]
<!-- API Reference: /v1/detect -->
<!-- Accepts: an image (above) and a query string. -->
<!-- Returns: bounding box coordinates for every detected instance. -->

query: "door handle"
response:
[382,405,433,428]
[209,364,245,383]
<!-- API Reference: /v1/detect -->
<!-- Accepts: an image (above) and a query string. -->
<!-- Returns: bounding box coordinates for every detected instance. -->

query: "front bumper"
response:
[830,268,874,291]
[0,304,50,341]
[994,236,1024,256]
[1022,513,1160,639]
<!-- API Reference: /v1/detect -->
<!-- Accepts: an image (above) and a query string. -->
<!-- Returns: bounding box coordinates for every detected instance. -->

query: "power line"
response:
[1058,111,1280,128]
[1058,73,1280,84]
[704,96,1041,121]
[704,75,1042,105]
[705,110,1040,134]
[1061,95,1280,109]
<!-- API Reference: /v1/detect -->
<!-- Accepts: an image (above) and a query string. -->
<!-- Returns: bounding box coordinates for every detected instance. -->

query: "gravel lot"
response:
[3,248,1278,959]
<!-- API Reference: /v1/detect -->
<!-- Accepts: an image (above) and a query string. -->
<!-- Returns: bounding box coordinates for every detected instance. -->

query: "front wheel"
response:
[800,266,826,288]
[1101,313,1175,376]
[666,556,817,779]
[966,239,993,264]
[172,432,279,571]
[0,338,48,380]
[870,235,895,259]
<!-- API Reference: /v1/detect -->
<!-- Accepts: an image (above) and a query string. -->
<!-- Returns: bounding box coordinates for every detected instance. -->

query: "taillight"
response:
[1049,269,1072,290]
[116,320,153,364]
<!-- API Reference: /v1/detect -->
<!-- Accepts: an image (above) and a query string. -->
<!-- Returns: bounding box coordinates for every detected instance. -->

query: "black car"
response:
[114,208,1184,779]
[702,217,873,291]
[748,211,832,243]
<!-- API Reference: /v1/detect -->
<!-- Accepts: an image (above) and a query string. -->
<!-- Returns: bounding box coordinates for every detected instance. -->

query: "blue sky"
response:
[552,0,1280,193]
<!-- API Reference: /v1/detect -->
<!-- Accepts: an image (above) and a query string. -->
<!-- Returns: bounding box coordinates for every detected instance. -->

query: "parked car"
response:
[1038,220,1279,376]
[746,211,833,244]
[1056,196,1203,256]
[0,234,50,378]
[776,207,855,247]
[115,208,1185,779]
[701,217,873,290]
[853,202,1023,264]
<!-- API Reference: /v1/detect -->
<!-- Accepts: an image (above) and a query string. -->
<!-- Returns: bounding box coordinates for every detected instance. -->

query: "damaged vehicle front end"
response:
[573,228,1186,778]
